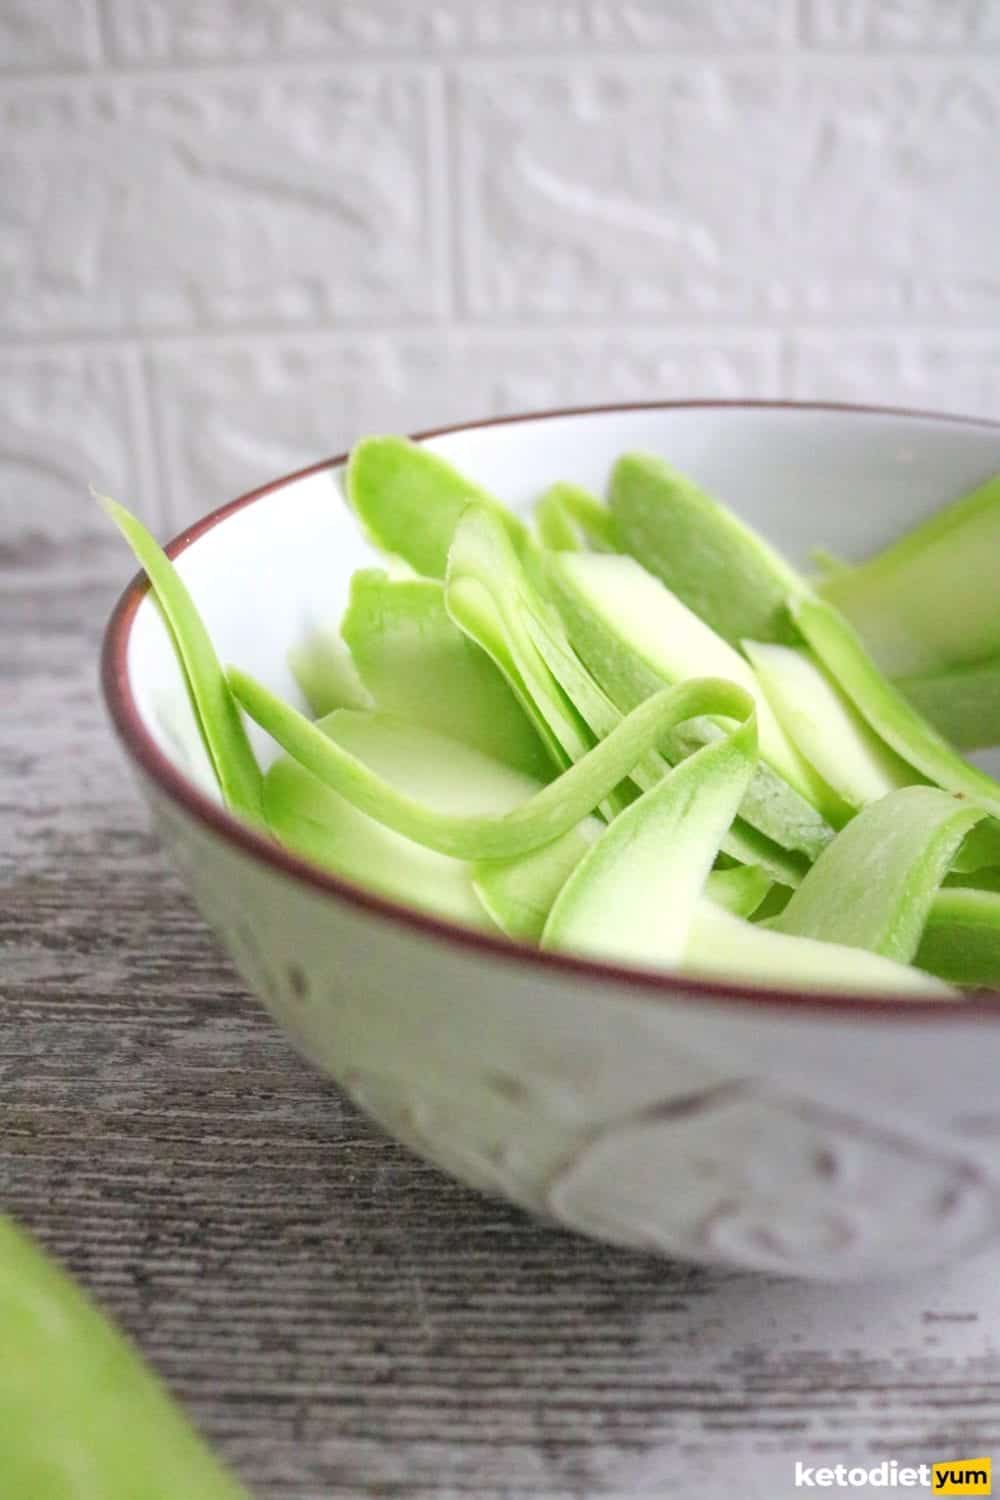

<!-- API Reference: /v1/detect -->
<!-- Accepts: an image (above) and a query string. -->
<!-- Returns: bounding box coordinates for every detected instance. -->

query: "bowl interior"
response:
[127,403,1000,816]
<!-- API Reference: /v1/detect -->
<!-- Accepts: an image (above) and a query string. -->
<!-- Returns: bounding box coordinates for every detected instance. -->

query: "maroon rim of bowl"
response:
[102,398,1000,1020]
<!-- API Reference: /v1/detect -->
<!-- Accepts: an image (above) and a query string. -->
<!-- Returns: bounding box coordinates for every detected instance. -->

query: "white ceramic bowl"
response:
[103,401,1000,1282]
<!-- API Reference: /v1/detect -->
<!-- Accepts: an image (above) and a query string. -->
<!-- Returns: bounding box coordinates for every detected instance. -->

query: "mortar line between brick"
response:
[0,48,998,90]
[0,57,442,95]
[0,325,996,356]
[91,0,114,67]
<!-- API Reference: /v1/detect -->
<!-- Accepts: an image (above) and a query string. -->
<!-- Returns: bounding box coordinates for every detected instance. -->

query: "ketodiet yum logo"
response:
[793,1457,991,1492]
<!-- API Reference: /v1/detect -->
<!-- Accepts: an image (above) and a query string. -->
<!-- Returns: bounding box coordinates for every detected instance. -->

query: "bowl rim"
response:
[102,398,1000,1020]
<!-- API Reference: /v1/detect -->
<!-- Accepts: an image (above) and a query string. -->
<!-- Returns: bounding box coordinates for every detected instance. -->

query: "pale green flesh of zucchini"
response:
[472,821,604,942]
[546,550,830,800]
[287,624,373,717]
[744,639,916,809]
[523,609,807,888]
[341,569,551,779]
[686,904,955,998]
[793,593,1000,821]
[773,786,985,963]
[520,609,651,792]
[668,717,847,851]
[345,435,527,580]
[952,821,1000,874]
[547,551,841,852]
[446,508,633,820]
[100,496,263,824]
[704,864,773,919]
[916,888,1000,987]
[317,710,541,814]
[1,1215,251,1500]
[534,487,579,551]
[266,713,586,931]
[895,657,1000,752]
[818,472,1000,678]
[535,482,618,553]
[445,508,592,773]
[609,451,804,646]
[230,669,757,861]
[265,755,494,929]
[541,712,758,967]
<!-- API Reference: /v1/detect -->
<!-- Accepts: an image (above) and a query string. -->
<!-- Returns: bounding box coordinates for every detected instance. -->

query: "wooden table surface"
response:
[6,538,1000,1500]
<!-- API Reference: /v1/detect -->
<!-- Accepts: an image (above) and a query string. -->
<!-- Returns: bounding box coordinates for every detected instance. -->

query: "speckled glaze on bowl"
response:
[102,401,1000,1282]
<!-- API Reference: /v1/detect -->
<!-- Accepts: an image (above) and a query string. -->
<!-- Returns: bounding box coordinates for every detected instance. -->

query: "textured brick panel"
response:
[0,1,100,70]
[802,0,1000,47]
[456,62,1000,320]
[0,73,441,335]
[104,0,791,63]
[149,332,778,525]
[0,351,148,571]
[790,335,1000,420]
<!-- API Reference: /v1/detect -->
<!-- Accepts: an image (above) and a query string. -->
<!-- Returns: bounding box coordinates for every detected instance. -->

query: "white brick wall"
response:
[2,1,998,532]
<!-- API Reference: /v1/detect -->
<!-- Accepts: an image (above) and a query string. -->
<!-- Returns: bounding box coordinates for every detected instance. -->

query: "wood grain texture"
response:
[5,541,1000,1500]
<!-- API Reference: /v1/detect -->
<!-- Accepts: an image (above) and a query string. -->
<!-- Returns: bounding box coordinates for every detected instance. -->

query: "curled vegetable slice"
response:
[446,506,633,821]
[266,713,602,935]
[534,482,618,552]
[686,904,956,998]
[521,608,662,781]
[818,471,1000,678]
[345,435,526,580]
[523,609,808,889]
[541,708,758,967]
[895,657,1000,752]
[445,506,591,774]
[773,786,985,964]
[609,451,803,647]
[264,750,495,932]
[792,593,1000,821]
[472,823,604,943]
[287,624,373,717]
[952,820,1000,875]
[547,551,841,851]
[744,639,915,809]
[100,495,263,824]
[1,1214,251,1500]
[229,668,755,862]
[917,888,1000,988]
[341,569,550,779]
[705,864,774,920]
